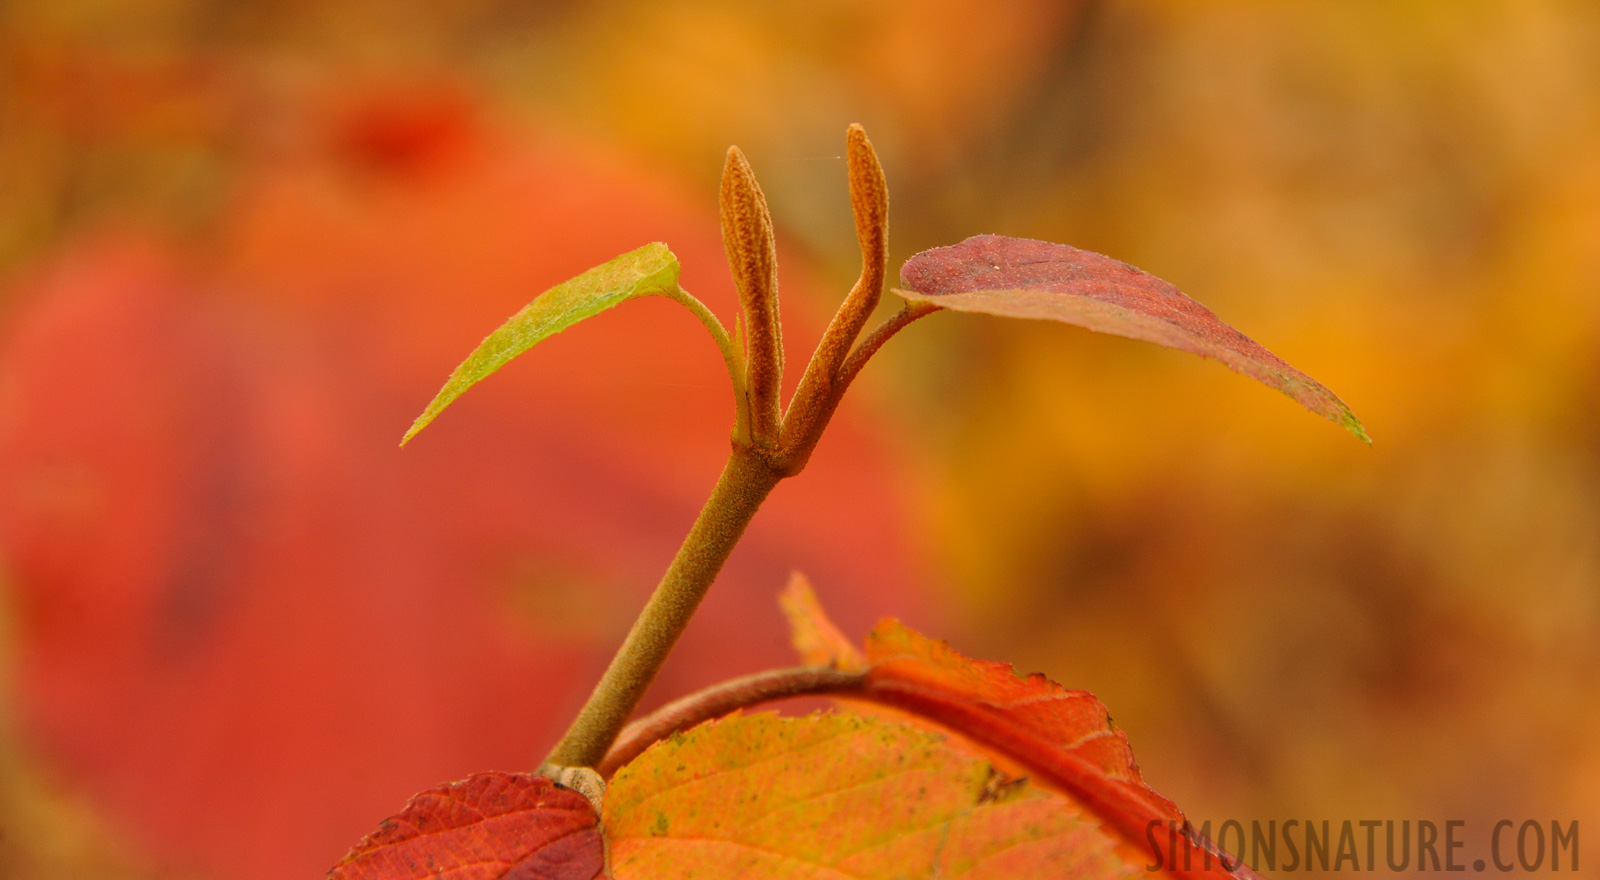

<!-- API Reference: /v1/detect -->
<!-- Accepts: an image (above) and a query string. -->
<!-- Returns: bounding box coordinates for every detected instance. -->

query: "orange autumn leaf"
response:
[329,772,602,880]
[777,572,865,672]
[604,711,1147,879]
[782,579,1259,880]
[336,576,1261,880]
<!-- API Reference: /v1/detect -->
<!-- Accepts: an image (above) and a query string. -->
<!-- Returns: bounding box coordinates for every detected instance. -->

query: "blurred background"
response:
[1,1,1597,878]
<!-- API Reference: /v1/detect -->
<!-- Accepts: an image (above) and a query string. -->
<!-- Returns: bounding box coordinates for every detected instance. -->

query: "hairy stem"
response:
[544,447,784,768]
[778,300,940,473]
[597,666,865,776]
[838,300,939,392]
[546,127,937,774]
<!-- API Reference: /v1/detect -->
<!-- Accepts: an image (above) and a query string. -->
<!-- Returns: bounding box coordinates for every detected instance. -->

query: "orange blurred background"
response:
[1,2,1597,878]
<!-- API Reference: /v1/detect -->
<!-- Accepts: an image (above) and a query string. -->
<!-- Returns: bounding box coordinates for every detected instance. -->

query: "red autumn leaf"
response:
[781,578,1260,880]
[895,234,1368,442]
[329,772,602,880]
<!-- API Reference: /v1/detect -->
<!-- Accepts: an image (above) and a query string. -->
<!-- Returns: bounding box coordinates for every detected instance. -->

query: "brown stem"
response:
[778,300,940,474]
[597,666,866,777]
[837,300,939,393]
[544,127,938,773]
[543,447,785,769]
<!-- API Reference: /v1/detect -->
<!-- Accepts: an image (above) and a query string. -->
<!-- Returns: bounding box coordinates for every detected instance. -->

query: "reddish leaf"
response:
[785,580,1260,880]
[329,773,602,880]
[896,234,1368,442]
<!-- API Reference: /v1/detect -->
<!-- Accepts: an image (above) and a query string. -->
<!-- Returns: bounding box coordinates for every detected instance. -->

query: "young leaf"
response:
[604,712,1147,879]
[720,147,784,442]
[329,772,603,880]
[401,243,683,445]
[896,234,1368,442]
[781,124,890,450]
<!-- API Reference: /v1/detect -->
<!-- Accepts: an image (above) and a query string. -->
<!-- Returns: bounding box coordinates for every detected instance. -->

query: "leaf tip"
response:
[779,572,865,671]
[399,413,430,447]
[401,398,450,447]
[1342,411,1373,445]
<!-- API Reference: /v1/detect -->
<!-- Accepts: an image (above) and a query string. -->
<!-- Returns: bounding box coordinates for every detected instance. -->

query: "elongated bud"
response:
[843,123,888,319]
[720,146,783,444]
[779,124,890,460]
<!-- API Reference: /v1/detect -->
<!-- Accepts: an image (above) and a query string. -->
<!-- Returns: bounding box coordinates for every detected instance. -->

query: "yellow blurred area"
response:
[2,2,1598,878]
[905,2,1600,851]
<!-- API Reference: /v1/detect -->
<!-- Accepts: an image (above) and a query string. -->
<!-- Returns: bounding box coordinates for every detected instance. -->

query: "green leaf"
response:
[401,243,682,445]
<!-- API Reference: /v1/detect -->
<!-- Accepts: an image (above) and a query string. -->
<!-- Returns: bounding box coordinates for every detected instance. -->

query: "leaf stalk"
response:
[663,284,751,443]
[596,666,866,776]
